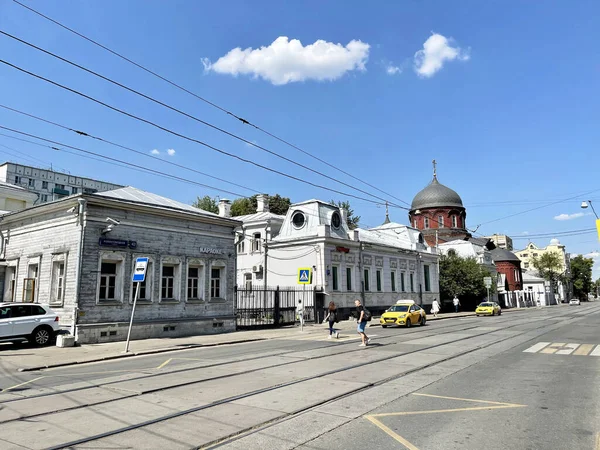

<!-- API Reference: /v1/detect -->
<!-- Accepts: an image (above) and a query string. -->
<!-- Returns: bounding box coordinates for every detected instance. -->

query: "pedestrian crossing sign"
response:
[298,268,312,284]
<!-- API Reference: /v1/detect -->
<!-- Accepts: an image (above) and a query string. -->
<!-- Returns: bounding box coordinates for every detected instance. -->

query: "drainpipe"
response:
[358,239,365,306]
[73,198,87,339]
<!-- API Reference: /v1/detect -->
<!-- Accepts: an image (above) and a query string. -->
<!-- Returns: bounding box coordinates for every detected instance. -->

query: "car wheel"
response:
[406,318,411,328]
[382,325,388,328]
[420,316,426,326]
[30,326,53,346]
[498,310,502,315]
[491,311,495,316]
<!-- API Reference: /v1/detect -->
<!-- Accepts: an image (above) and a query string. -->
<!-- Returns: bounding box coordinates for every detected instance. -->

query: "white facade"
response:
[0,162,123,204]
[231,197,440,316]
[0,181,38,213]
[522,271,556,306]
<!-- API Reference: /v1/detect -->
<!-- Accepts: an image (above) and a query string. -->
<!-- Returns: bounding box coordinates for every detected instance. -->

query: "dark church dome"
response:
[411,177,464,210]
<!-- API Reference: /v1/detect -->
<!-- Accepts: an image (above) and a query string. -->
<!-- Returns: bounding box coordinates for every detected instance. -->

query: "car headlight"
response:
[399,314,407,318]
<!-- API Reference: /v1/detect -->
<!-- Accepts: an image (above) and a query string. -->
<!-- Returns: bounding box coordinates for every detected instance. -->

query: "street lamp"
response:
[581,200,599,219]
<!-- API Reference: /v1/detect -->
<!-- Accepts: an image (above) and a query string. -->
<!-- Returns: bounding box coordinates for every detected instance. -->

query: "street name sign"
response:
[132,257,149,282]
[298,268,312,285]
[483,277,492,288]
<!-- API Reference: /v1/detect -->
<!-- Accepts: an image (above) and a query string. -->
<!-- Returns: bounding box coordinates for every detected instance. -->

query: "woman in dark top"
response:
[324,301,340,339]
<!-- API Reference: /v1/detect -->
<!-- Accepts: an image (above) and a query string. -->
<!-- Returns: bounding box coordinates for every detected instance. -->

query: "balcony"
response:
[53,187,70,196]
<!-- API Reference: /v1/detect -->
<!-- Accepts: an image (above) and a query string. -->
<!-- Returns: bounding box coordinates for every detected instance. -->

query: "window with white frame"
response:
[50,256,67,306]
[244,273,252,291]
[424,217,429,229]
[253,233,261,252]
[391,271,396,292]
[23,262,40,303]
[346,267,353,291]
[438,215,444,227]
[28,178,35,188]
[14,175,20,184]
[376,269,382,292]
[4,265,17,302]
[210,261,227,300]
[332,266,339,291]
[410,273,415,292]
[364,268,370,291]
[187,260,205,301]
[41,194,48,202]
[400,272,406,292]
[237,239,245,254]
[452,215,457,228]
[42,180,48,189]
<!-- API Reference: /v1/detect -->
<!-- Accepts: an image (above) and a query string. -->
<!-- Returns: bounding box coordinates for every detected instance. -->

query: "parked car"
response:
[569,299,581,306]
[0,303,60,346]
[380,300,426,328]
[475,302,502,316]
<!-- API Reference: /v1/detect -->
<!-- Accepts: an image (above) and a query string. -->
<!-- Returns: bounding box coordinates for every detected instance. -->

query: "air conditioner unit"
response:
[252,265,263,273]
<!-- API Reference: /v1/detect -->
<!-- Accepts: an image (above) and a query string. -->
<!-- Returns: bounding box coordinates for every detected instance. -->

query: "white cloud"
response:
[584,251,600,259]
[414,33,470,78]
[167,149,176,156]
[150,149,160,155]
[202,36,370,85]
[554,212,588,221]
[386,64,402,75]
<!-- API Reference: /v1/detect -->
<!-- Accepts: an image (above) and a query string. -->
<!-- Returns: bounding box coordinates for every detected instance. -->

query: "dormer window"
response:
[292,211,306,229]
[331,211,341,229]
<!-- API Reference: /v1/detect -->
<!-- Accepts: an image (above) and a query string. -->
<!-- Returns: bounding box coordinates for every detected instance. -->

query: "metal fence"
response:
[235,285,315,329]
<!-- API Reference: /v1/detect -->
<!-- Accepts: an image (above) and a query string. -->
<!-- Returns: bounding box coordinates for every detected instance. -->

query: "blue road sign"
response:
[132,257,149,282]
[298,268,312,285]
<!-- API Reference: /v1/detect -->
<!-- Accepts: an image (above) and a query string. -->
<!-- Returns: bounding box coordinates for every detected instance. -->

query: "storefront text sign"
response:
[200,248,223,255]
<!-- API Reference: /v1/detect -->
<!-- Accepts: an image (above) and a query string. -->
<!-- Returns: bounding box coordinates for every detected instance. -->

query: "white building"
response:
[522,271,556,306]
[0,162,123,204]
[0,180,38,213]
[230,195,440,319]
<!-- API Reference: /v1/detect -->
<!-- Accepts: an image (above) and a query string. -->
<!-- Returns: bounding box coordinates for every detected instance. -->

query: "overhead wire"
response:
[0,30,408,209]
[0,103,259,194]
[9,0,410,207]
[0,58,407,209]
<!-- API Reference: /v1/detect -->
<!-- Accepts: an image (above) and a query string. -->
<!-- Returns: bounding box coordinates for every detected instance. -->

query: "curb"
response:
[18,338,267,372]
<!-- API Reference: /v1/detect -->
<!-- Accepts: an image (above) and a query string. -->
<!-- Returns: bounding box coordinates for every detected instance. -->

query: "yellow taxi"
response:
[475,301,502,316]
[380,300,426,328]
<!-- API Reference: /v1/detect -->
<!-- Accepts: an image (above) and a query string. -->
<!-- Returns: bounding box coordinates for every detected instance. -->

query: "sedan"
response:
[380,301,426,328]
[475,302,502,316]
[569,299,581,306]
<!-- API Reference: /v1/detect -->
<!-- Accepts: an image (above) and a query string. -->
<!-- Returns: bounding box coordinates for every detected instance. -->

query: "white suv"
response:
[0,303,60,346]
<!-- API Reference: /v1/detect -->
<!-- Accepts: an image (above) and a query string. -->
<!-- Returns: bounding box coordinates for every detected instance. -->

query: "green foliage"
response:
[570,255,594,300]
[192,195,219,214]
[330,200,361,229]
[439,252,494,303]
[230,194,292,217]
[532,252,565,292]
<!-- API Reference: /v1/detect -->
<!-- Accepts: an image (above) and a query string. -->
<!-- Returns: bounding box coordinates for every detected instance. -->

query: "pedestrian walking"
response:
[431,298,440,318]
[453,295,460,313]
[296,299,304,329]
[355,299,371,347]
[323,301,340,339]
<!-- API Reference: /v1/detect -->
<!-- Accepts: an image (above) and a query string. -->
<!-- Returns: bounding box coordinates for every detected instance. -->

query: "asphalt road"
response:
[0,304,598,450]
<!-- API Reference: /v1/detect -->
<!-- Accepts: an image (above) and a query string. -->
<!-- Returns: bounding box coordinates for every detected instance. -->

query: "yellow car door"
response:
[409,305,419,325]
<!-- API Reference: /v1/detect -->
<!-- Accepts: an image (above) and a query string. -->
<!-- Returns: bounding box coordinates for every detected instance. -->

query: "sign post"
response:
[125,257,148,353]
[483,276,492,303]
[297,268,312,332]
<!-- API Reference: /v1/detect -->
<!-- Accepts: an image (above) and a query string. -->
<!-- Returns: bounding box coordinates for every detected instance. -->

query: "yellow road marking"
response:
[595,432,599,450]
[156,358,173,369]
[365,394,526,449]
[540,343,565,354]
[412,393,525,407]
[1,376,45,392]
[365,415,420,450]
[573,344,594,356]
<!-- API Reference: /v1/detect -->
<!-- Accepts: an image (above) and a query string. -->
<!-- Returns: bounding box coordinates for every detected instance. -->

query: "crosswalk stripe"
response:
[556,343,580,355]
[523,342,550,353]
[573,344,595,356]
[540,343,565,354]
[591,345,600,357]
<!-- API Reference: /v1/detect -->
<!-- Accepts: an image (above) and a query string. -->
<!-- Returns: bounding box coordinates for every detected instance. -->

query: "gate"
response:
[235,285,315,329]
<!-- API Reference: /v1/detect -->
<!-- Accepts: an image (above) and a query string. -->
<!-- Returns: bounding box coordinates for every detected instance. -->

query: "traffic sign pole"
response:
[124,282,140,353]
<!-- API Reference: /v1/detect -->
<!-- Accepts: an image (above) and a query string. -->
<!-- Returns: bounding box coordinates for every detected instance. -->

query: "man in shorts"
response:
[355,299,370,347]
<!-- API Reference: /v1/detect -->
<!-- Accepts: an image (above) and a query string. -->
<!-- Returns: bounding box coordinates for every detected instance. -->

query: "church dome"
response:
[411,177,464,211]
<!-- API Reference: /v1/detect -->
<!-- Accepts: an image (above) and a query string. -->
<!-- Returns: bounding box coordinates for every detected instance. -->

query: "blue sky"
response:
[1,1,599,276]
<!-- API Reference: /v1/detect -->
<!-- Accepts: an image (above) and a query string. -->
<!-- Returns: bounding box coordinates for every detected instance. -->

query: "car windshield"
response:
[388,305,409,312]
[479,303,493,307]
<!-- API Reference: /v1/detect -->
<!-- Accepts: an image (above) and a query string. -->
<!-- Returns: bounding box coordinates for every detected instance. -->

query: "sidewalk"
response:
[3,307,529,372]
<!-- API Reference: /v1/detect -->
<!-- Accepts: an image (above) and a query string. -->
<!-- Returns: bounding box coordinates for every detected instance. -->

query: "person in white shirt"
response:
[431,299,440,317]
[453,296,460,313]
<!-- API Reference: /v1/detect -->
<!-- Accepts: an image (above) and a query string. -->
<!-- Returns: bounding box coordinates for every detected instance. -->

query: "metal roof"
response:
[234,211,286,223]
[94,186,224,219]
[411,176,464,210]
[490,247,521,263]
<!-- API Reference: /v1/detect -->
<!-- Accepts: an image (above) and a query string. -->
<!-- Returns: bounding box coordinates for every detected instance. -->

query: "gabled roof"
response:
[522,271,545,282]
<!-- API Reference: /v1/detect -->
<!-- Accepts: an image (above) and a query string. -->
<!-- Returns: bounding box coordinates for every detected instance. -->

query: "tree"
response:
[570,255,594,300]
[439,252,494,308]
[230,194,292,217]
[330,200,361,229]
[593,278,600,298]
[532,252,564,294]
[192,195,218,214]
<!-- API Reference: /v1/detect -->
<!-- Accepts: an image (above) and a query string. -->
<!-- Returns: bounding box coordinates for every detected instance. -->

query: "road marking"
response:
[523,342,550,353]
[1,376,45,392]
[524,342,600,356]
[540,343,565,354]
[365,394,526,449]
[365,415,420,450]
[556,343,580,355]
[156,358,172,369]
[595,432,599,450]
[573,344,595,356]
